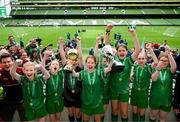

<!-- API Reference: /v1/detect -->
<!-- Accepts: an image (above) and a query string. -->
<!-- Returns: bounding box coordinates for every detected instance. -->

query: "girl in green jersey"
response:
[109,28,140,122]
[130,43,158,122]
[10,60,50,121]
[73,55,112,122]
[42,51,64,122]
[149,46,177,122]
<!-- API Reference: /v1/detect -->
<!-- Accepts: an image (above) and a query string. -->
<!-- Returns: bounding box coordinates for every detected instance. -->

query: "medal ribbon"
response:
[136,66,144,88]
[70,74,76,90]
[87,70,96,94]
[51,75,59,93]
[87,70,96,86]
[27,78,36,98]
[160,70,167,85]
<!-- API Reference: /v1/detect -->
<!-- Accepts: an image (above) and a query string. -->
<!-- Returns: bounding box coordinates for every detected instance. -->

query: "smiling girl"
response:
[109,28,140,122]
[10,60,50,121]
[149,46,177,122]
[73,55,112,122]
[130,43,158,121]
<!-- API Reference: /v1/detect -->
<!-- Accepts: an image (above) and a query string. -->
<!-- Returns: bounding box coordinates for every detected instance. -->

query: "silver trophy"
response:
[102,45,124,73]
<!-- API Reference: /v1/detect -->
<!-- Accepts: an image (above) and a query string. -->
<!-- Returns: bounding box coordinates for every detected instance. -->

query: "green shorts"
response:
[45,98,64,114]
[110,90,129,102]
[25,105,47,121]
[130,88,148,109]
[81,103,104,116]
[103,95,109,104]
[149,102,171,112]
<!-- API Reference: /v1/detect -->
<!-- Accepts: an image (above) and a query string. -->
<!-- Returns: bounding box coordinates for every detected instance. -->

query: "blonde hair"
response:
[23,61,35,68]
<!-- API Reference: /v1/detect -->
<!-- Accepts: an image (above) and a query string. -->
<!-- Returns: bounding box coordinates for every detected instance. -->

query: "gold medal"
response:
[29,102,33,106]
[55,93,58,96]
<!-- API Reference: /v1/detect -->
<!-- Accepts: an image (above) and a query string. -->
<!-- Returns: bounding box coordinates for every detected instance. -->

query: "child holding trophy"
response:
[10,60,50,121]
[109,26,140,122]
[130,43,158,122]
[42,50,64,122]
[59,37,83,122]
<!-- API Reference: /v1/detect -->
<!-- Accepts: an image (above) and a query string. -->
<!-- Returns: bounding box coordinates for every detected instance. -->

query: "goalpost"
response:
[163,27,179,37]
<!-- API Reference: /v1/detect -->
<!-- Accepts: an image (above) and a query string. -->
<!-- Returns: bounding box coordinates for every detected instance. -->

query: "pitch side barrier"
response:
[13,1,180,8]
[12,14,180,19]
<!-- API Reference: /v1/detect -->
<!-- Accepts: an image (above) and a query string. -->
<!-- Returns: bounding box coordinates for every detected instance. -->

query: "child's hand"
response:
[157,61,164,71]
[43,50,52,59]
[96,36,101,44]
[106,24,113,31]
[128,28,136,34]
[35,64,43,71]
[15,59,23,66]
[77,37,81,42]
[165,45,170,56]
[58,37,64,47]
[76,37,81,48]
[146,43,152,50]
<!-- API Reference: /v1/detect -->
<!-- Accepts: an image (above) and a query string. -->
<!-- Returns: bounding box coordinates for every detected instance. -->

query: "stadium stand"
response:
[0,0,178,26]
[9,0,180,19]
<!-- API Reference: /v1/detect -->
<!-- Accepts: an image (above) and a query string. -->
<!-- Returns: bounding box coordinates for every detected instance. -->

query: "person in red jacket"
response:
[0,52,26,121]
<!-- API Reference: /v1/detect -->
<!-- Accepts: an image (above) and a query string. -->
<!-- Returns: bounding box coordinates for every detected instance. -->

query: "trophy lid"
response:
[67,49,78,60]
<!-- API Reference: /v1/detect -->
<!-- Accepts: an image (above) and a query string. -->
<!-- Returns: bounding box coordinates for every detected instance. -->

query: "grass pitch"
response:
[0,26,179,55]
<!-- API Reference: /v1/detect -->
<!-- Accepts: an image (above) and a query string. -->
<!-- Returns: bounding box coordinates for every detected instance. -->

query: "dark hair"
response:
[85,55,97,64]
[8,35,13,40]
[0,53,12,63]
[116,44,128,51]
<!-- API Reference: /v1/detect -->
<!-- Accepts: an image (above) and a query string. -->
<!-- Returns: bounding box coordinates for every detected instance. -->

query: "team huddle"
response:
[0,24,178,122]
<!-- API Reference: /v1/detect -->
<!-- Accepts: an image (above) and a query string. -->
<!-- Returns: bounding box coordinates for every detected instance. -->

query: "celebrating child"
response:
[130,43,158,121]
[149,46,177,122]
[10,60,50,121]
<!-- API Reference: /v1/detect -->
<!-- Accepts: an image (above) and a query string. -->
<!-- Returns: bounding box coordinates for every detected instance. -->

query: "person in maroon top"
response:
[0,52,26,121]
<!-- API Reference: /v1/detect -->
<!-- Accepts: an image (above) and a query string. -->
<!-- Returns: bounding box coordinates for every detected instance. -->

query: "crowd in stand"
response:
[0,24,179,122]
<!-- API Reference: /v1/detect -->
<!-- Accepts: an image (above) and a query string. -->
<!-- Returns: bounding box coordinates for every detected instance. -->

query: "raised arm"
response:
[129,29,140,61]
[146,43,158,68]
[76,37,83,68]
[35,64,50,80]
[151,61,163,81]
[105,24,113,45]
[10,59,21,81]
[165,46,177,73]
[58,37,66,66]
[94,36,101,62]
[41,50,52,67]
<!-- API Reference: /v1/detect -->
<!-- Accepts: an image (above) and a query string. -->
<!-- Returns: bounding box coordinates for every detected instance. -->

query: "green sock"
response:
[101,116,104,122]
[133,113,138,121]
[111,113,118,122]
[140,115,145,121]
[121,117,128,122]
